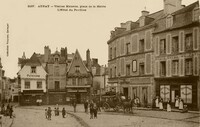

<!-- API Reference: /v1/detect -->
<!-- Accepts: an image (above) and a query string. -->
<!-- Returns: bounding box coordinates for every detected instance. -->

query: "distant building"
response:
[66,49,93,103]
[18,53,47,105]
[9,78,19,102]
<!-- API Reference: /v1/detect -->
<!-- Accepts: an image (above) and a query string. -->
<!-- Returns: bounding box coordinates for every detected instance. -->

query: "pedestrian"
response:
[89,101,94,119]
[93,103,98,119]
[73,100,77,113]
[47,107,52,120]
[175,96,179,108]
[6,104,10,116]
[56,108,59,116]
[1,104,5,115]
[54,108,57,116]
[9,106,13,118]
[84,100,88,113]
[0,115,3,127]
[45,109,48,119]
[62,108,66,118]
[159,98,163,110]
[166,99,171,112]
[155,96,159,109]
[179,99,184,110]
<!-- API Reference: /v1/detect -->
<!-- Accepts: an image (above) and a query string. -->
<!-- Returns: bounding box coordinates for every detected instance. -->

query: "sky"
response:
[0,0,198,78]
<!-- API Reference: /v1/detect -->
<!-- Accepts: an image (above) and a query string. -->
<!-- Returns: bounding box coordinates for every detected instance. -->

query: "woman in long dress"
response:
[167,99,171,112]
[179,99,184,110]
[175,96,179,108]
[155,96,159,108]
[159,98,163,110]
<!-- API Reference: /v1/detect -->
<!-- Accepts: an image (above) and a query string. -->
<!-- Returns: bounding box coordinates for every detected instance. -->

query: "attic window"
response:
[193,7,199,21]
[75,66,80,72]
[166,15,173,28]
[31,66,36,73]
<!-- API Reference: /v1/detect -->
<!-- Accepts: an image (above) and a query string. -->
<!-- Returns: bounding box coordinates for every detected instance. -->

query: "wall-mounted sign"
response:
[27,74,40,78]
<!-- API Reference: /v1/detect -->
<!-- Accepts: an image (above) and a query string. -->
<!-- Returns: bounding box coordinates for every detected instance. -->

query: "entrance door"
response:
[76,93,81,103]
[142,87,148,107]
[123,88,128,99]
[171,90,179,103]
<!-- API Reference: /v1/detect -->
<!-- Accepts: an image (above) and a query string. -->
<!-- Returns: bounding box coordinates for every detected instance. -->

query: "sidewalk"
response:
[1,116,14,127]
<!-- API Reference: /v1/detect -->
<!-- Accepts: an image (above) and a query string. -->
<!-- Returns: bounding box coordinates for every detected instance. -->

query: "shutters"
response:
[193,27,199,50]
[155,61,159,77]
[155,36,160,56]
[179,31,185,53]
[179,58,185,76]
[166,59,171,77]
[166,34,171,54]
[121,38,125,55]
[145,53,152,74]
[145,30,151,50]
[193,55,199,76]
[131,34,139,53]
[121,58,125,76]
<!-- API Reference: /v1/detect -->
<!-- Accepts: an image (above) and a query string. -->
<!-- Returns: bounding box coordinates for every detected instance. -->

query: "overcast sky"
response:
[0,0,197,78]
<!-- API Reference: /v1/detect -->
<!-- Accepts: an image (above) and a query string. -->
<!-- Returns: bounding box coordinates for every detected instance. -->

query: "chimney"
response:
[86,49,91,71]
[65,47,68,61]
[22,52,26,59]
[0,57,2,68]
[142,10,149,17]
[44,46,50,62]
[163,0,182,14]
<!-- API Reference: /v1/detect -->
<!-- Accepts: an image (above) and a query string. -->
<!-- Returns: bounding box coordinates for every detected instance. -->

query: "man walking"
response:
[62,108,66,118]
[73,100,77,113]
[84,100,88,113]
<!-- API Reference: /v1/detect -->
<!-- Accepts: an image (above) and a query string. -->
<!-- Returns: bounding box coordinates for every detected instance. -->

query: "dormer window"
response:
[166,15,173,28]
[31,66,36,73]
[75,66,80,73]
[193,7,199,22]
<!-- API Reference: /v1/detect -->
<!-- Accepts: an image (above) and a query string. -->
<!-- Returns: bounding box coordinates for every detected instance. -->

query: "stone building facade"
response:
[107,0,200,109]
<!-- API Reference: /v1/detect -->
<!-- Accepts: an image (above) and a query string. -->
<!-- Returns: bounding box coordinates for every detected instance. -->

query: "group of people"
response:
[154,96,188,113]
[84,100,99,119]
[45,104,67,120]
[0,103,13,118]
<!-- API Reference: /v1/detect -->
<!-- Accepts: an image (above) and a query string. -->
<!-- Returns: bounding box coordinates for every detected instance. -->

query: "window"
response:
[114,66,117,77]
[114,47,117,58]
[181,85,192,103]
[55,58,59,62]
[126,43,130,54]
[25,81,30,89]
[166,15,173,28]
[172,36,179,54]
[78,78,82,85]
[55,81,60,90]
[54,66,59,76]
[139,39,145,52]
[110,68,112,78]
[31,66,36,73]
[126,64,130,76]
[75,66,80,73]
[160,39,166,54]
[193,7,199,21]
[37,81,42,89]
[172,60,179,76]
[72,78,76,85]
[132,60,137,72]
[139,63,144,75]
[185,34,193,52]
[110,47,112,59]
[160,85,170,102]
[160,61,166,76]
[185,59,193,76]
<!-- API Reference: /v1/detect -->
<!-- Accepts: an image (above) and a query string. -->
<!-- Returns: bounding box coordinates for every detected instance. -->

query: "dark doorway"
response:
[76,93,81,103]
[123,88,128,99]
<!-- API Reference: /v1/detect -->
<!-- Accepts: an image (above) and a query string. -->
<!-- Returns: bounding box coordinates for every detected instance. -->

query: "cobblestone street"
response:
[6,104,199,127]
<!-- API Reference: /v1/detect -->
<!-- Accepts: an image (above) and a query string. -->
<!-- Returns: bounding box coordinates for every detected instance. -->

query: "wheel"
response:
[103,103,110,112]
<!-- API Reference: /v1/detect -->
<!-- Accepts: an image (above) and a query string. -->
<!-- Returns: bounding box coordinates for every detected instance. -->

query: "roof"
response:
[25,53,42,66]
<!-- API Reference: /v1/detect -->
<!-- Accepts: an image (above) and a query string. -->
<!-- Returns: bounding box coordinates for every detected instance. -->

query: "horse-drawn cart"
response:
[101,95,122,112]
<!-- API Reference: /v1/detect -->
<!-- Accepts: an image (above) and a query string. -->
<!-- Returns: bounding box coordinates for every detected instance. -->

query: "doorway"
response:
[123,88,128,99]
[76,93,81,103]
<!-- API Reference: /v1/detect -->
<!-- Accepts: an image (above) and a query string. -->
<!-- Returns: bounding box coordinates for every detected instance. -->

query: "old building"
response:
[66,49,92,103]
[107,10,162,107]
[18,53,47,105]
[107,0,200,109]
[44,46,68,104]
[153,1,200,110]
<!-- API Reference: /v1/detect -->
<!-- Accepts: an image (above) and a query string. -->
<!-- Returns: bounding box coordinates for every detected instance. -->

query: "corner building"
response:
[107,10,163,107]
[154,1,200,110]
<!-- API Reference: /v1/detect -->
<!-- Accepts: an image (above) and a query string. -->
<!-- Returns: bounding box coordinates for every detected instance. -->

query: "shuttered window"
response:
[121,38,125,55]
[193,28,199,50]
[131,34,138,53]
[193,56,199,76]
[179,31,185,52]
[166,34,171,54]
[121,58,125,76]
[179,58,185,76]
[145,30,151,50]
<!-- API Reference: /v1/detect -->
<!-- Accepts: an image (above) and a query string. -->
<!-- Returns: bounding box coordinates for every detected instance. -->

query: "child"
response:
[62,108,66,118]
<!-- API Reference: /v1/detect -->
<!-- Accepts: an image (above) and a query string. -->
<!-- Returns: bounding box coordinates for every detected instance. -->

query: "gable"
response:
[68,50,89,74]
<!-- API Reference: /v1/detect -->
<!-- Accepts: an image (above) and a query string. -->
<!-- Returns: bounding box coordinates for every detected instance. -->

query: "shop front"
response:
[155,76,198,110]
